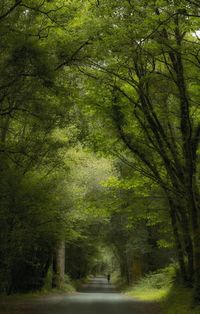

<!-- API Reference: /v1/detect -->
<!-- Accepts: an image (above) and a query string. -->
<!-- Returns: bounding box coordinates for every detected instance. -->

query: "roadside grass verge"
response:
[126,266,174,302]
[125,266,200,313]
[162,285,200,314]
[0,274,76,302]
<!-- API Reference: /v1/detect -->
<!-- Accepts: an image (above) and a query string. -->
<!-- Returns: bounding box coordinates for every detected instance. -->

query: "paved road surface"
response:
[0,277,162,314]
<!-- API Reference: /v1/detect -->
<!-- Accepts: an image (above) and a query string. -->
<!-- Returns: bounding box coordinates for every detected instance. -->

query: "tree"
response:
[76,0,200,300]
[0,0,92,293]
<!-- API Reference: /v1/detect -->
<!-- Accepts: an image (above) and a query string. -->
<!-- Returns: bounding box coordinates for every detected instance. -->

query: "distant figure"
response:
[107,273,111,283]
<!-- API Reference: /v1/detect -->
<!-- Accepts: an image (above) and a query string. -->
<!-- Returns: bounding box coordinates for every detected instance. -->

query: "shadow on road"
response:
[0,276,162,314]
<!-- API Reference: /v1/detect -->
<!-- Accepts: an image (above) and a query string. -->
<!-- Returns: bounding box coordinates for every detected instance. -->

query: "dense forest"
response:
[0,0,200,308]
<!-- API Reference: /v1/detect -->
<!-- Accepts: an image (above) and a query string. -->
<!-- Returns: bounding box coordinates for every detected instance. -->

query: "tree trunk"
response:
[189,199,200,302]
[52,241,65,288]
[169,202,187,283]
[132,257,142,283]
[177,204,194,284]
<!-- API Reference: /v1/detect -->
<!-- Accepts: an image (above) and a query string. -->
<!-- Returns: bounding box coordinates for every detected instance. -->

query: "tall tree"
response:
[76,0,200,300]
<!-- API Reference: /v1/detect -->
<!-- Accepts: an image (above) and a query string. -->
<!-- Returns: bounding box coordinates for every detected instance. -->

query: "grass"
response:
[125,265,200,313]
[126,265,174,301]
[0,274,76,303]
[0,277,76,314]
[162,285,200,314]
[0,284,75,303]
[128,287,169,301]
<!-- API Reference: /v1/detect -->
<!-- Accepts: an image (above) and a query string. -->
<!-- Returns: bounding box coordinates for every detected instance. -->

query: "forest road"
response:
[0,277,162,314]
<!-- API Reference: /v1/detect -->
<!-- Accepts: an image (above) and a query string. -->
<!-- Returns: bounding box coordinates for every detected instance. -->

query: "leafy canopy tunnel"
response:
[0,0,200,306]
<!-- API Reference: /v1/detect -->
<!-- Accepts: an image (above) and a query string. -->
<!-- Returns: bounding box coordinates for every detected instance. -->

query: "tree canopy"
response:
[0,0,200,304]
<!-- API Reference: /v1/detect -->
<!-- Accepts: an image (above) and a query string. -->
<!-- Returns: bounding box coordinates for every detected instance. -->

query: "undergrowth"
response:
[126,265,175,301]
[0,274,75,301]
[125,265,200,313]
[162,285,200,314]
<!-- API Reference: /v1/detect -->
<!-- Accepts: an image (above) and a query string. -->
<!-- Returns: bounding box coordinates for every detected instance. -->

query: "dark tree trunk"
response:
[169,202,187,283]
[177,204,194,284]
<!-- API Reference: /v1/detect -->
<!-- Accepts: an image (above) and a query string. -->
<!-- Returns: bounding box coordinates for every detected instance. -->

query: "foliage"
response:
[163,286,200,314]
[126,265,175,301]
[0,0,90,293]
[75,0,200,299]
[0,0,200,305]
[127,266,200,312]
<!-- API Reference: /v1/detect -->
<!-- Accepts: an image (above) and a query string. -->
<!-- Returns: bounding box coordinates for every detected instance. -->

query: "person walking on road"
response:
[107,273,111,283]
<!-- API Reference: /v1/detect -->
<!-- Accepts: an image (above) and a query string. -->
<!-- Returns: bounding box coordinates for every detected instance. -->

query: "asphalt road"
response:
[0,277,162,314]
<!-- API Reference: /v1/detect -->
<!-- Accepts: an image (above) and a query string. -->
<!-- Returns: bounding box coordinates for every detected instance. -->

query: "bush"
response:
[126,265,176,301]
[133,265,175,290]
